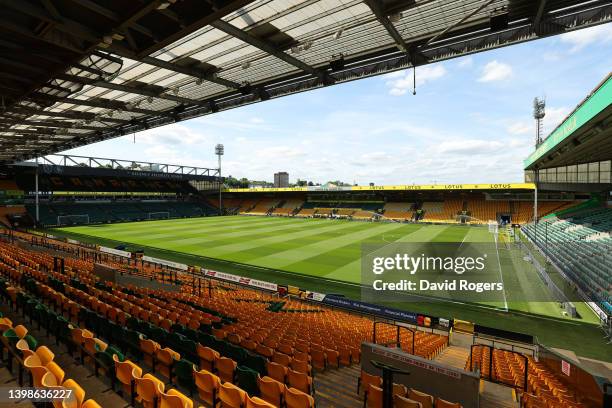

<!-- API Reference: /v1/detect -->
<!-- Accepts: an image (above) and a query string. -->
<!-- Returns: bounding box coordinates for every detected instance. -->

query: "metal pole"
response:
[35,159,39,224]
[534,169,539,247]
[218,154,222,215]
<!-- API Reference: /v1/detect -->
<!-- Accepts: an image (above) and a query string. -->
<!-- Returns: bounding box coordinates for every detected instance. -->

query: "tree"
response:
[296,179,307,187]
[307,181,314,186]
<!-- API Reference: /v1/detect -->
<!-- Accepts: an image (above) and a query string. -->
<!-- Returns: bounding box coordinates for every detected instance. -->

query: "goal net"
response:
[488,220,499,234]
[148,211,170,220]
[57,214,90,226]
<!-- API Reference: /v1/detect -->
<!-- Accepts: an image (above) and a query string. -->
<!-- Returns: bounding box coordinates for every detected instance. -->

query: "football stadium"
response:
[0,1,610,408]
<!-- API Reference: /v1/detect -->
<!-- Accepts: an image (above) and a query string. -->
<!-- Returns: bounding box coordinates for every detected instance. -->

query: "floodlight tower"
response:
[533,97,546,147]
[532,97,545,244]
[215,144,224,215]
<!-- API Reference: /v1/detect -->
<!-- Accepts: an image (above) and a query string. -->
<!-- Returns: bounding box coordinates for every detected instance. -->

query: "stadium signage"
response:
[524,74,612,167]
[99,246,131,258]
[322,296,418,324]
[226,182,534,193]
[204,269,278,292]
[142,255,188,271]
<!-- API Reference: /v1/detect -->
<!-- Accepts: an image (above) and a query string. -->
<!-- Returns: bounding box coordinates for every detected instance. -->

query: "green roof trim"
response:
[524,74,612,169]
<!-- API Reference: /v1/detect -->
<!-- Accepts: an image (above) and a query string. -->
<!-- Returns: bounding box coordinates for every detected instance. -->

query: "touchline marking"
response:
[495,233,509,311]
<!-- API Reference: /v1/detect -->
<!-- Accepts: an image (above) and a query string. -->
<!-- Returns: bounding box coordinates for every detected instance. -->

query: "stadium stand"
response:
[244,199,281,216]
[270,199,304,217]
[295,208,317,218]
[466,200,510,223]
[512,201,579,224]
[382,202,413,221]
[466,345,600,408]
[423,200,463,223]
[522,207,612,314]
[0,230,456,408]
[238,199,261,214]
[24,200,216,226]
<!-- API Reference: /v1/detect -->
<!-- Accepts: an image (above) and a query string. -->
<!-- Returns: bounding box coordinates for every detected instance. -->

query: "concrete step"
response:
[480,381,519,408]
[434,345,470,370]
[314,365,363,408]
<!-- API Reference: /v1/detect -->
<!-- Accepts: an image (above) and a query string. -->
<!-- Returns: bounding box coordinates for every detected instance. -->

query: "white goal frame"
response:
[488,220,499,234]
[148,211,171,220]
[57,214,90,226]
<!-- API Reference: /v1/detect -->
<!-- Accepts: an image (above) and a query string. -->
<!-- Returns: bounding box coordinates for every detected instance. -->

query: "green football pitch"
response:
[51,215,606,360]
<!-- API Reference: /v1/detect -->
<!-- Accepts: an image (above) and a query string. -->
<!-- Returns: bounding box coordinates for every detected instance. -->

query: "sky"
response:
[64,24,612,186]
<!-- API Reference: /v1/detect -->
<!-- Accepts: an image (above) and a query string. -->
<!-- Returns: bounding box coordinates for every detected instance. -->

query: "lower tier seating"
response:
[25,201,217,226]
[522,207,612,314]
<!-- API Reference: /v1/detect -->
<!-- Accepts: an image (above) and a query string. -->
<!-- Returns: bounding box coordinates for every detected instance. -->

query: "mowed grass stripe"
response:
[157,217,333,246]
[159,220,363,257]
[198,219,375,259]
[319,223,447,282]
[308,224,426,282]
[248,222,411,271]
[67,215,296,238]
[64,216,327,246]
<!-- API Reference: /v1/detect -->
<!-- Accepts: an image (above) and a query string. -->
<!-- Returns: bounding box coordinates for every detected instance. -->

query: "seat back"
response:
[219,382,247,408]
[36,345,55,365]
[287,369,311,394]
[247,396,276,408]
[266,361,287,383]
[62,379,86,408]
[393,395,423,408]
[407,389,434,408]
[435,398,461,408]
[258,376,284,407]
[46,361,65,384]
[136,374,164,408]
[194,369,220,406]
[284,387,314,408]
[216,356,237,383]
[366,385,383,408]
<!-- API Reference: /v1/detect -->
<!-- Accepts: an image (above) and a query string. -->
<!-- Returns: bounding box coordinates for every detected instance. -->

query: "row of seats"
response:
[0,246,317,408]
[466,346,590,408]
[24,201,216,226]
[522,207,611,313]
[422,200,463,223]
[2,229,448,366]
[360,369,462,408]
[0,290,102,407]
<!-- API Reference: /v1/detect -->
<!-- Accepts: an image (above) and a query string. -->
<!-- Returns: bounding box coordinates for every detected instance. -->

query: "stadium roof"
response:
[1,0,611,164]
[225,182,535,192]
[524,73,612,170]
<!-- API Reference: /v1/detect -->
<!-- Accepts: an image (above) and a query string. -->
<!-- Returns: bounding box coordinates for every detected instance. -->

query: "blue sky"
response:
[65,24,612,185]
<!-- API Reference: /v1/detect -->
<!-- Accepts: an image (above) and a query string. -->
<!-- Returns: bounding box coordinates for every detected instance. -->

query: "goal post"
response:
[148,211,170,220]
[57,214,90,226]
[488,220,499,234]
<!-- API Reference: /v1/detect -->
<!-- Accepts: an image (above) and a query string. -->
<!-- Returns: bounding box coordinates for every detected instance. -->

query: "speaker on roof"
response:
[490,12,509,31]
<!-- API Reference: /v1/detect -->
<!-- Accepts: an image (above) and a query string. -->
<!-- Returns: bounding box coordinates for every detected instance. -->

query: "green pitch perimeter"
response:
[52,215,606,360]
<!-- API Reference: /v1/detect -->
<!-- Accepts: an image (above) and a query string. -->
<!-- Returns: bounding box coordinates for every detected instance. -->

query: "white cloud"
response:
[135,124,208,146]
[435,139,505,155]
[478,61,513,82]
[507,122,532,135]
[255,146,306,160]
[457,56,473,68]
[385,64,446,96]
[560,24,612,52]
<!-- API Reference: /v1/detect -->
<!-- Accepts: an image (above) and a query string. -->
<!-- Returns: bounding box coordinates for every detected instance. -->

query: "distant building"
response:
[274,172,289,188]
